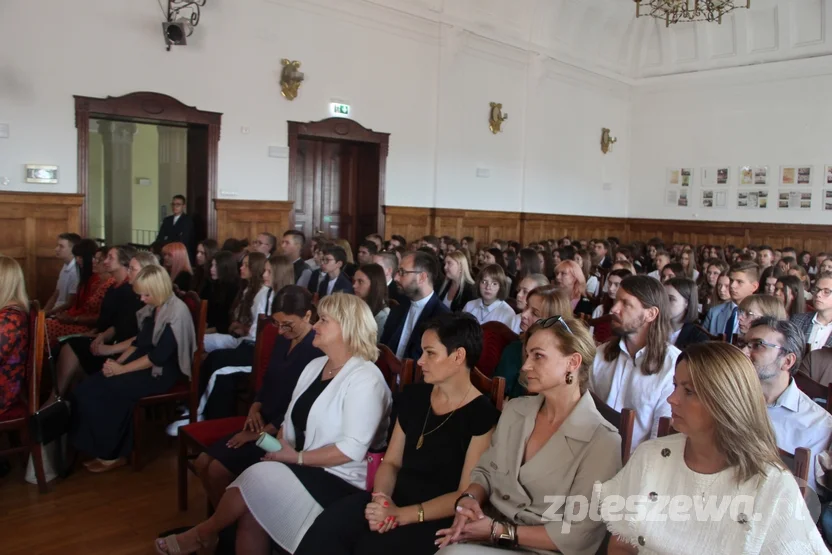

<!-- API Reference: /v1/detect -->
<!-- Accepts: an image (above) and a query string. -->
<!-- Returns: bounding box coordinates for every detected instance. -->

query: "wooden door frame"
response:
[288,118,389,237]
[74,91,222,238]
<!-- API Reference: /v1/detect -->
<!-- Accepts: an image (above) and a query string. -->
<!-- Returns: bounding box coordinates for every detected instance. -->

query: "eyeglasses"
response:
[272,320,294,332]
[396,268,422,277]
[812,287,832,298]
[739,310,759,319]
[536,315,573,335]
[321,257,336,264]
[735,338,785,353]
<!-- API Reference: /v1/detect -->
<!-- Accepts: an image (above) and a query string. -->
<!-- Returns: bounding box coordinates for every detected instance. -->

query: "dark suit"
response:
[317,272,354,298]
[674,322,711,351]
[156,213,195,255]
[308,269,322,295]
[387,281,407,306]
[598,256,613,270]
[380,292,449,360]
[791,312,832,348]
[437,280,476,312]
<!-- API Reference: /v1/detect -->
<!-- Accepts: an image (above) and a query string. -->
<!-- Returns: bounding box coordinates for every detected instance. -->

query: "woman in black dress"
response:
[200,250,240,334]
[194,286,323,507]
[53,246,147,397]
[70,265,195,473]
[294,312,498,555]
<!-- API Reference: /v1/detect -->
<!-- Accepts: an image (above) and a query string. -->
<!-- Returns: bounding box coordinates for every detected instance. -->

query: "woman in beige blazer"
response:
[436,316,622,555]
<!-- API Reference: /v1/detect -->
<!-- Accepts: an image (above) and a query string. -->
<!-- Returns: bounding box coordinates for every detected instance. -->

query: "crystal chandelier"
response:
[634,0,751,27]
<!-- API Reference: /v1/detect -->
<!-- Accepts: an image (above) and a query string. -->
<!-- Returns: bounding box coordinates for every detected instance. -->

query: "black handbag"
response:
[29,320,71,445]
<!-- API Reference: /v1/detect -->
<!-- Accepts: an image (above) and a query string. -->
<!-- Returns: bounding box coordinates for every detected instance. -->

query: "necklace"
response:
[416,384,472,450]
[323,361,346,379]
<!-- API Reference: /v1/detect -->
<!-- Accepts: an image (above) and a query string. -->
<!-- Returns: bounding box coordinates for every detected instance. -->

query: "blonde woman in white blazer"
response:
[156,293,392,555]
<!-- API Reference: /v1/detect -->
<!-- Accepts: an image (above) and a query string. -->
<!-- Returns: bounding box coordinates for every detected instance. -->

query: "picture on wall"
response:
[665,188,679,206]
[797,166,812,185]
[701,189,727,208]
[24,164,59,184]
[678,190,688,207]
[668,168,692,187]
[825,166,832,185]
[668,169,680,185]
[781,167,796,185]
[740,166,753,186]
[825,190,832,211]
[682,168,691,187]
[702,167,730,187]
[778,190,812,210]
[737,191,768,209]
[754,167,769,186]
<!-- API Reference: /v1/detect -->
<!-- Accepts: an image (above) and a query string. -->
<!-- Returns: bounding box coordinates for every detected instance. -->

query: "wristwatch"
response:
[417,504,425,523]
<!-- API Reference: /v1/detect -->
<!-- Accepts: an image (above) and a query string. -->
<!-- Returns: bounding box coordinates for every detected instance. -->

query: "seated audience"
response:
[46,239,111,344]
[162,242,194,292]
[316,245,354,298]
[335,238,359,278]
[250,232,277,257]
[463,265,516,328]
[366,233,384,253]
[265,254,295,293]
[600,342,828,554]
[757,244,775,269]
[512,273,550,333]
[53,247,148,396]
[202,251,241,334]
[353,263,391,342]
[737,294,787,338]
[381,251,449,360]
[791,272,832,350]
[699,259,728,312]
[155,293,392,554]
[646,249,670,281]
[538,249,555,281]
[591,269,632,344]
[494,287,572,399]
[70,265,195,473]
[194,286,323,507]
[789,264,812,301]
[594,239,613,270]
[554,260,593,316]
[306,240,329,294]
[702,261,759,338]
[740,317,832,491]
[280,230,312,287]
[760,264,784,296]
[591,276,680,451]
[295,313,498,555]
[664,277,709,350]
[45,232,82,316]
[357,240,379,266]
[437,316,621,554]
[776,274,806,318]
[574,249,599,298]
[192,239,218,296]
[660,262,683,282]
[0,256,29,416]
[437,251,476,313]
[374,251,407,305]
[679,247,699,281]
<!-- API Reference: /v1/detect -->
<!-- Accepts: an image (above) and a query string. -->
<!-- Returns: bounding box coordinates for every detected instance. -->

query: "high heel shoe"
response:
[155,528,216,555]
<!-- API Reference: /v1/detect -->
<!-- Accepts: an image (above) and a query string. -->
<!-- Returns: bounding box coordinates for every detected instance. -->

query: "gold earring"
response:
[565,372,574,385]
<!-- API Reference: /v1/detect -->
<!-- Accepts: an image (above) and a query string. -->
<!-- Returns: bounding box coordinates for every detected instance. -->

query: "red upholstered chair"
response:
[0,301,47,492]
[177,315,279,511]
[589,314,614,345]
[375,344,414,394]
[478,321,519,378]
[131,296,207,470]
[590,392,635,465]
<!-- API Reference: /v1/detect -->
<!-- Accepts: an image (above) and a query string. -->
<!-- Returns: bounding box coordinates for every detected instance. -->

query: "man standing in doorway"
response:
[156,194,195,257]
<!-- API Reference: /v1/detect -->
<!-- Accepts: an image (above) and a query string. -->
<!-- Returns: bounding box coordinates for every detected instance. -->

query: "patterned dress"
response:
[0,306,29,416]
[46,275,113,346]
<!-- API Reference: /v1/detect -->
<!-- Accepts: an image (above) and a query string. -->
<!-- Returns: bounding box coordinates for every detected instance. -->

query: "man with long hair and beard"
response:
[589,275,681,453]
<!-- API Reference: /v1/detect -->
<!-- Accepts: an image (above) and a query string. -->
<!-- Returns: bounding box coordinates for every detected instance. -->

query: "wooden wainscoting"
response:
[214,199,295,244]
[0,193,84,304]
[384,206,832,252]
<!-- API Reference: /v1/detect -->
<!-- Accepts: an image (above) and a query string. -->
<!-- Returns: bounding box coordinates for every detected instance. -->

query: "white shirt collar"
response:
[772,379,801,413]
[410,291,433,310]
[477,299,502,314]
[62,259,77,271]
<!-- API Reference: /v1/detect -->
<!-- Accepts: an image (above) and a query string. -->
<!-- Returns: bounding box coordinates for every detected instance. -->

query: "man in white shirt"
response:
[646,251,671,281]
[741,317,832,490]
[379,251,449,360]
[702,261,759,338]
[45,232,81,316]
[791,272,832,351]
[590,275,681,452]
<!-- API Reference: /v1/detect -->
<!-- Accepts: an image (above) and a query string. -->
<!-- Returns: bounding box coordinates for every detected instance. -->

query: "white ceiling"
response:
[366,0,832,80]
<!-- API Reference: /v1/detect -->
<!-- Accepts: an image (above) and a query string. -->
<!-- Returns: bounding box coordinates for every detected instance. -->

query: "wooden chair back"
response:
[252,315,282,392]
[375,344,414,393]
[478,321,519,378]
[27,301,44,415]
[793,371,832,414]
[470,367,506,411]
[187,298,208,422]
[591,391,635,464]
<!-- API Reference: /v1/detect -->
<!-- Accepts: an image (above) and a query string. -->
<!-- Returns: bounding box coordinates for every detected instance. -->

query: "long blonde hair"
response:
[0,256,29,310]
[681,342,785,483]
[445,250,475,287]
[317,293,379,362]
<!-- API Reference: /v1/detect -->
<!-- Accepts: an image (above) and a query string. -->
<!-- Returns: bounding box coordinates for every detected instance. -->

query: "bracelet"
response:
[417,503,425,523]
[489,518,501,545]
[297,450,304,466]
[454,492,476,511]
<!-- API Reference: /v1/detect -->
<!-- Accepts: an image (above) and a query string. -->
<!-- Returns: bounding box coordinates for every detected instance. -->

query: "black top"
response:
[393,383,499,507]
[437,280,476,313]
[201,279,240,334]
[574,297,594,317]
[130,315,179,374]
[96,279,143,342]
[156,213,195,255]
[255,331,324,429]
[173,271,193,292]
[675,322,711,351]
[291,370,334,451]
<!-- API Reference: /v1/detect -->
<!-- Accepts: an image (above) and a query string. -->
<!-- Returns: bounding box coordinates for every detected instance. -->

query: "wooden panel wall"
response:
[384,206,832,252]
[214,199,294,244]
[0,193,84,304]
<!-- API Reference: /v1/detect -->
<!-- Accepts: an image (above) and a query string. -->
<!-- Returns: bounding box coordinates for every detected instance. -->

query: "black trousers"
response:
[199,341,254,419]
[294,490,452,555]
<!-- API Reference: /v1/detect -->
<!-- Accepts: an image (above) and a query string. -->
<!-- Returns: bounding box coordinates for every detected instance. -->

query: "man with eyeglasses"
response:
[741,316,832,490]
[380,251,448,360]
[155,194,195,258]
[791,272,832,352]
[315,245,353,298]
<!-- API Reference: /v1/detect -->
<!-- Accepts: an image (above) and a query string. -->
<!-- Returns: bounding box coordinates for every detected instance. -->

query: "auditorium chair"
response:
[590,392,635,465]
[478,321,519,378]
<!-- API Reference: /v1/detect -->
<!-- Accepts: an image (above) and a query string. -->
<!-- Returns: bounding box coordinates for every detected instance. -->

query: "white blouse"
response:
[598,434,828,555]
[463,299,516,328]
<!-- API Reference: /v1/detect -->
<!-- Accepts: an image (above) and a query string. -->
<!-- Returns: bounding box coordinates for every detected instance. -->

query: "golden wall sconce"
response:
[601,128,617,154]
[280,59,304,101]
[489,102,508,134]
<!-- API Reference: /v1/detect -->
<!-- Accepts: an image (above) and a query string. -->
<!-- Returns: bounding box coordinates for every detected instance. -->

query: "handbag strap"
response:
[41,316,62,400]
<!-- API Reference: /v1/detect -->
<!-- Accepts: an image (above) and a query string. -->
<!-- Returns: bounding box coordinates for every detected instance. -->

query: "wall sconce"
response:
[601,128,618,154]
[162,0,206,51]
[489,103,508,134]
[280,59,304,101]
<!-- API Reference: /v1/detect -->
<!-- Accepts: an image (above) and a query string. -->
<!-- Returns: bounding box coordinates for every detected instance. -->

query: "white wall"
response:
[0,0,630,218]
[630,56,832,224]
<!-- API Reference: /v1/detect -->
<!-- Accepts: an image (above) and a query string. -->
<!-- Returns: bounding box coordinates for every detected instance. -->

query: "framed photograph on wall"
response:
[778,190,811,209]
[668,168,693,187]
[701,189,727,208]
[24,164,59,184]
[753,166,769,186]
[739,166,753,186]
[737,190,768,209]
[702,167,730,187]
[825,166,832,185]
[797,166,813,185]
[824,190,832,211]
[781,166,797,185]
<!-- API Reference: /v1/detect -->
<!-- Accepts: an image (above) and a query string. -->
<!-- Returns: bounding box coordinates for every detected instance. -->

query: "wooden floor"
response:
[0,444,207,555]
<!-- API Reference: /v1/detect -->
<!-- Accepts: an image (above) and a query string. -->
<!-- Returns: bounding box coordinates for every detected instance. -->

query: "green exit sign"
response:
[330,102,351,118]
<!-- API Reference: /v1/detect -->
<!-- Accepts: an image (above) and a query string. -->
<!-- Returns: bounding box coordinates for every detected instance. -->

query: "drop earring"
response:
[565,372,574,385]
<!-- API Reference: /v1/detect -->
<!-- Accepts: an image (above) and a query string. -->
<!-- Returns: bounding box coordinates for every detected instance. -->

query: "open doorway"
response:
[87,120,188,246]
[288,118,389,251]
[75,92,221,246]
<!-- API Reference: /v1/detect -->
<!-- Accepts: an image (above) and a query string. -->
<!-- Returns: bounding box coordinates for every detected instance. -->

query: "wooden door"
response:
[186,124,210,248]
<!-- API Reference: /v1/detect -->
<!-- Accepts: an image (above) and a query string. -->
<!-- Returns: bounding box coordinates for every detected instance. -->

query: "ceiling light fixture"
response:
[634,0,750,27]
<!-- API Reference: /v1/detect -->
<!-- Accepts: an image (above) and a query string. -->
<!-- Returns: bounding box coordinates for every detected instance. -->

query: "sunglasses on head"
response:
[536,315,573,335]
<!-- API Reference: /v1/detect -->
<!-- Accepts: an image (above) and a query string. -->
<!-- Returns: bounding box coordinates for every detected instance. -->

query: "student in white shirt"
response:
[45,232,81,316]
[601,342,828,555]
[590,275,681,452]
[791,272,832,350]
[646,250,670,281]
[741,317,832,490]
[463,264,516,328]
